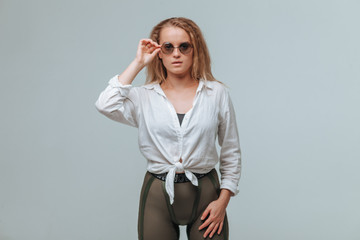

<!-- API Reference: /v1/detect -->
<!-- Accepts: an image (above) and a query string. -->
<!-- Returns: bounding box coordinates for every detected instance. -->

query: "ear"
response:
[158,51,163,60]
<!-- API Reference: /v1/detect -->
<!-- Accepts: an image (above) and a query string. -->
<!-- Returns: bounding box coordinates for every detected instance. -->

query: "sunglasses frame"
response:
[160,42,193,55]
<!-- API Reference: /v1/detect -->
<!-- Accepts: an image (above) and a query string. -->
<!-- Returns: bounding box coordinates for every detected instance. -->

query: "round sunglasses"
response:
[160,42,193,55]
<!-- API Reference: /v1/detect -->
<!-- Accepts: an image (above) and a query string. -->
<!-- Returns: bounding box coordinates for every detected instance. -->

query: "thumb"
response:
[150,47,161,58]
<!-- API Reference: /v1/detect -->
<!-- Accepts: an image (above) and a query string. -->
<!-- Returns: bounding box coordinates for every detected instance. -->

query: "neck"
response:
[163,72,197,90]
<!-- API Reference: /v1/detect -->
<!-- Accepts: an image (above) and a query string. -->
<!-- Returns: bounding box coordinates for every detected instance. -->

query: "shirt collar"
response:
[197,79,214,92]
[143,82,166,97]
[143,79,214,96]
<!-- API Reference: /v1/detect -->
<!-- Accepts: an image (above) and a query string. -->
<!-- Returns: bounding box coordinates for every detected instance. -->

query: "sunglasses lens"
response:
[161,43,174,54]
[179,43,191,54]
[161,42,192,54]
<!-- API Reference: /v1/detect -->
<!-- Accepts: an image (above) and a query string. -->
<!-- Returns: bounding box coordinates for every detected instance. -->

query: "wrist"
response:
[132,58,146,71]
[217,189,232,206]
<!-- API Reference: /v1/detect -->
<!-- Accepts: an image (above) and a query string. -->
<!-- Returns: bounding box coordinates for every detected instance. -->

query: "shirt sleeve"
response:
[217,87,242,196]
[95,74,139,127]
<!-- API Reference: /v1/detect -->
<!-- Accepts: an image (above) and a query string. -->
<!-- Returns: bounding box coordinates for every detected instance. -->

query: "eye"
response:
[163,43,173,49]
[179,42,192,54]
[179,42,190,49]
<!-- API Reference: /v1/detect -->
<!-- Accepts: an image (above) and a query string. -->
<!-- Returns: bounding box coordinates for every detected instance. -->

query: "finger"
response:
[140,38,153,44]
[153,47,161,53]
[203,222,215,238]
[140,39,153,49]
[138,39,145,50]
[142,39,159,48]
[149,39,161,47]
[149,42,161,51]
[140,39,149,46]
[209,223,219,238]
[198,218,212,230]
[139,41,149,52]
[201,207,211,220]
[145,43,159,55]
[217,221,224,235]
[149,48,161,58]
[145,42,154,51]
[145,43,160,54]
[149,44,161,52]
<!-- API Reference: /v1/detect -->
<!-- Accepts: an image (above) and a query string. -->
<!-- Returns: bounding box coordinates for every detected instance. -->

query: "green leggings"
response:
[137,169,229,240]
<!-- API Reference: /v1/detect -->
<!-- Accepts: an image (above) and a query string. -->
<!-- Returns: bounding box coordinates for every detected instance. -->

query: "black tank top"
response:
[177,113,185,126]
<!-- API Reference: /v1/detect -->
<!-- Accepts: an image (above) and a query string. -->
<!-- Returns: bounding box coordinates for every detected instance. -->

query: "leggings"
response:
[137,168,229,240]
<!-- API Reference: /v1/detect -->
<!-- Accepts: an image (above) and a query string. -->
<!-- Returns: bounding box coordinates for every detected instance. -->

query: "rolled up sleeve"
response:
[217,88,242,196]
[95,74,139,127]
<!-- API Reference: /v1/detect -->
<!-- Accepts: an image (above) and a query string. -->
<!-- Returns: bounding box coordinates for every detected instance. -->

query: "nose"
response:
[172,47,181,57]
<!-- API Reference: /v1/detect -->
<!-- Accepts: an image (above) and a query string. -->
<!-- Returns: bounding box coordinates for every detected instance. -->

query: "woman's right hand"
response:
[116,39,161,86]
[135,39,161,67]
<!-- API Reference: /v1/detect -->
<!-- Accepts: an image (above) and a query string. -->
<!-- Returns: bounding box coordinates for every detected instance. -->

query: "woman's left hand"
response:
[198,189,232,238]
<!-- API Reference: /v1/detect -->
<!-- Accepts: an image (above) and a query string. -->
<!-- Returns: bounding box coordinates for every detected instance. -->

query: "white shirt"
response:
[95,74,241,204]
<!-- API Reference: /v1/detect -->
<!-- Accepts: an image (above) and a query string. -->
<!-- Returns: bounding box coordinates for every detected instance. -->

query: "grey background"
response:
[1,0,359,239]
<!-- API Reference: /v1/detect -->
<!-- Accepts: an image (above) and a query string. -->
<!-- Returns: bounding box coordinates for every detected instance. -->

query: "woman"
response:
[95,17,241,240]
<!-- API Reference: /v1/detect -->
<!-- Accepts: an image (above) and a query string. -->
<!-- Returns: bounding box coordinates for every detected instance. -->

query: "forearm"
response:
[117,59,145,85]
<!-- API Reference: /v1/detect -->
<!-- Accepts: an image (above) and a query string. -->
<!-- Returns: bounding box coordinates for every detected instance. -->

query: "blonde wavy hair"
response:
[146,17,218,84]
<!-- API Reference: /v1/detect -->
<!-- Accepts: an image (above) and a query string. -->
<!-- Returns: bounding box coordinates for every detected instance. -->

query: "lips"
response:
[172,61,182,65]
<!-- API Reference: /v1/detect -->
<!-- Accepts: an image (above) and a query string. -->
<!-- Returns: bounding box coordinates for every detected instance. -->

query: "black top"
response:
[177,113,185,126]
